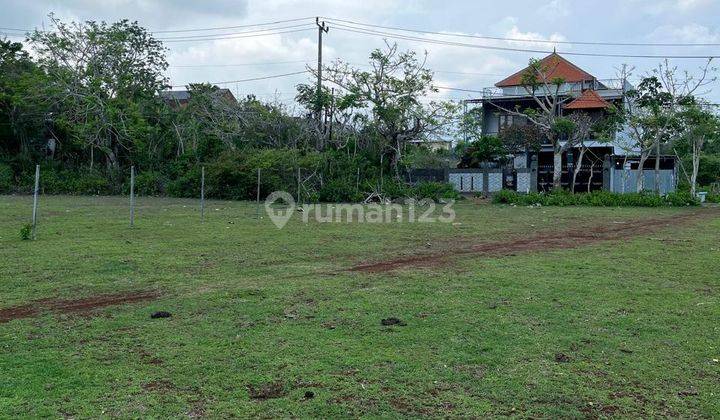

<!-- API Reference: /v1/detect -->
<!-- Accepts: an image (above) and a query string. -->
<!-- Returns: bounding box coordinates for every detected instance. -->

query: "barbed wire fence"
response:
[23,163,392,238]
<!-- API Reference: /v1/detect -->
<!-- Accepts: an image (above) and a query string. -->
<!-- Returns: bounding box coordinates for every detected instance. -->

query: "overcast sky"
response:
[2,0,720,107]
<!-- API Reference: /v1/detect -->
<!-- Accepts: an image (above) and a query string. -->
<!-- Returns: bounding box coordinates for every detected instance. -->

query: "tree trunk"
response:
[571,147,587,193]
[691,155,699,197]
[654,138,661,194]
[553,142,563,191]
[636,151,649,192]
[587,160,597,193]
[690,137,704,197]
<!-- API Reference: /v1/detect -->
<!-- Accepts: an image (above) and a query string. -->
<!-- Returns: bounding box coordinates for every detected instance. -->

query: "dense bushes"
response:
[14,166,113,195]
[413,181,461,201]
[493,189,699,207]
[133,171,164,196]
[705,192,720,203]
[318,178,364,203]
[0,163,12,193]
[697,155,720,186]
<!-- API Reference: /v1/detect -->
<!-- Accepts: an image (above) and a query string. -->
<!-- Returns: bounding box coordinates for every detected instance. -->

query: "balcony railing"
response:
[480,78,627,100]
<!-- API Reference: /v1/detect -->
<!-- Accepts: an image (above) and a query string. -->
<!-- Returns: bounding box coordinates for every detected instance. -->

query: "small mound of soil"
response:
[381,317,406,326]
[555,352,571,363]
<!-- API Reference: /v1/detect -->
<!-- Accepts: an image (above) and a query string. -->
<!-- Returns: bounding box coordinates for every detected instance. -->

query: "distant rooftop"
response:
[159,88,235,103]
[495,52,595,88]
[564,89,612,110]
[159,90,192,101]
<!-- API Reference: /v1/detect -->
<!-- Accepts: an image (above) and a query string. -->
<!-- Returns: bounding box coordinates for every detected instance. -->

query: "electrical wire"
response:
[0,17,316,35]
[152,17,315,33]
[332,24,719,59]
[322,17,720,47]
[156,23,312,40]
[434,86,485,93]
[170,60,309,68]
[160,28,313,43]
[169,70,309,88]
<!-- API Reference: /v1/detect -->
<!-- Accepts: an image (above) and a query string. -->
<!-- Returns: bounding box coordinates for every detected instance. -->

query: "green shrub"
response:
[134,171,166,196]
[697,155,720,186]
[20,167,112,195]
[318,178,364,202]
[19,223,32,240]
[665,191,699,206]
[166,166,201,198]
[493,189,513,204]
[413,181,461,201]
[74,172,111,195]
[377,178,413,200]
[0,163,13,193]
[492,189,697,207]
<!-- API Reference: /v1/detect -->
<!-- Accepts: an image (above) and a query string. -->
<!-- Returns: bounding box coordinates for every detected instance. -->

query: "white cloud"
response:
[675,0,712,11]
[504,25,567,49]
[648,23,719,43]
[626,0,712,15]
[539,0,570,19]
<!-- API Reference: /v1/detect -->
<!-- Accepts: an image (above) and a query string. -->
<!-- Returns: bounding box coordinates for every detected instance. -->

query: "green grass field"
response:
[1,195,719,418]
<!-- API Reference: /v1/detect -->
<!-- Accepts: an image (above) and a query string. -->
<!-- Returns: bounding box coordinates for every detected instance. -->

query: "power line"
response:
[170,60,309,68]
[153,17,314,34]
[160,28,313,43]
[156,23,312,40]
[2,26,313,43]
[434,86,485,93]
[323,17,720,48]
[7,15,720,49]
[175,57,506,77]
[169,70,309,88]
[0,17,316,35]
[332,25,719,59]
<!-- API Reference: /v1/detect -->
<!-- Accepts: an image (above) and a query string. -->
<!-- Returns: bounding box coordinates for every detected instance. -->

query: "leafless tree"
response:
[623,59,715,192]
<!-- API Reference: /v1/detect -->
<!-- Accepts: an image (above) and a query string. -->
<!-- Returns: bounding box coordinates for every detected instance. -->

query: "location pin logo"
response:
[265,191,295,229]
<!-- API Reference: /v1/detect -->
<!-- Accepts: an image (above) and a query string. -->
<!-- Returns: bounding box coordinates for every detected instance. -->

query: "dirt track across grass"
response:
[349,209,718,273]
[0,290,161,323]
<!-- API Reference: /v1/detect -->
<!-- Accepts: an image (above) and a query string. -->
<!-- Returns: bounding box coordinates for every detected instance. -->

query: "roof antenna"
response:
[553,46,557,54]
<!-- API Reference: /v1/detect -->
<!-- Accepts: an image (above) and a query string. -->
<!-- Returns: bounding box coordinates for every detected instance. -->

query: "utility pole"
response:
[462,100,468,144]
[316,17,329,148]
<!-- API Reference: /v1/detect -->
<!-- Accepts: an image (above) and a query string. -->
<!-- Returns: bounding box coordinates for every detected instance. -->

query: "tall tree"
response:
[677,101,720,197]
[28,15,168,169]
[0,39,50,157]
[623,60,715,192]
[300,42,457,176]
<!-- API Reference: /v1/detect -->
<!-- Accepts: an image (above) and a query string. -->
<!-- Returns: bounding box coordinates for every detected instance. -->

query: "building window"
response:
[499,114,526,130]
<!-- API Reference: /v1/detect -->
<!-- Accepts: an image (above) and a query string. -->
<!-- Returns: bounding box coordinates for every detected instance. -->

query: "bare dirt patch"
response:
[247,381,287,400]
[349,210,717,273]
[0,290,161,323]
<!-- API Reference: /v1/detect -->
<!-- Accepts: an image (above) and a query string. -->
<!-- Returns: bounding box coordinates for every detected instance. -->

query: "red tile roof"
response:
[564,89,611,109]
[495,52,595,87]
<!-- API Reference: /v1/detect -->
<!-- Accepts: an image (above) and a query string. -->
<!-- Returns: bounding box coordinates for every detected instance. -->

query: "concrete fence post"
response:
[200,166,205,223]
[602,154,612,192]
[256,168,261,219]
[530,155,538,193]
[482,165,490,195]
[31,164,40,240]
[129,165,135,227]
